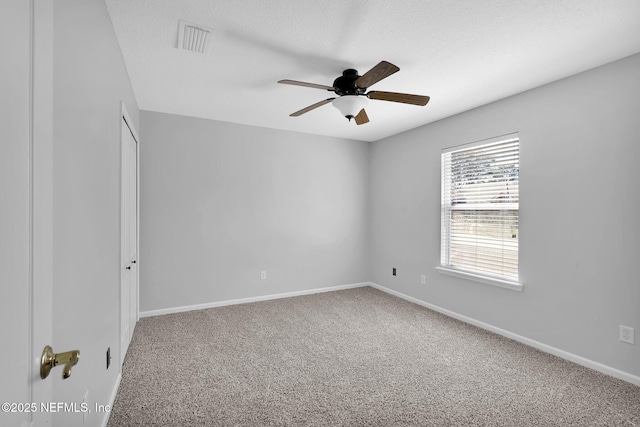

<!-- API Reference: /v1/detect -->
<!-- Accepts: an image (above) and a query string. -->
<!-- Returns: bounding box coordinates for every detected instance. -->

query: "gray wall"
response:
[370,53,640,377]
[139,112,370,312]
[53,0,139,425]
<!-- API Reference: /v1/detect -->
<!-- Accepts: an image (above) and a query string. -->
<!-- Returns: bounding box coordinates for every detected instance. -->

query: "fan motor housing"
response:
[333,69,367,96]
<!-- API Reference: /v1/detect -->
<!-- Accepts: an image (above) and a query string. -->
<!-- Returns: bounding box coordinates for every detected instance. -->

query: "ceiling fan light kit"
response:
[332,95,369,121]
[278,61,430,125]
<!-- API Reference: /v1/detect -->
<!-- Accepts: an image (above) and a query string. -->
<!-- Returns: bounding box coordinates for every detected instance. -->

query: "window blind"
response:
[441,135,519,281]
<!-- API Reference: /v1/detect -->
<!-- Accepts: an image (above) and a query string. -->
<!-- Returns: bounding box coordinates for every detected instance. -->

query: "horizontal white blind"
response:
[441,136,519,281]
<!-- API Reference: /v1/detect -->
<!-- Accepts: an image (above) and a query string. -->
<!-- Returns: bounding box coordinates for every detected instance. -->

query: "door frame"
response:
[31,0,54,424]
[119,101,140,366]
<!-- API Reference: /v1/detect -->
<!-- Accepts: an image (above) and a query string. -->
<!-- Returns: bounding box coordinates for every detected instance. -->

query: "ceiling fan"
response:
[278,61,430,125]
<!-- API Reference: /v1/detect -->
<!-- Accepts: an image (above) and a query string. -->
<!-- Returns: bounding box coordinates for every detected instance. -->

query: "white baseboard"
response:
[368,281,640,387]
[100,372,121,427]
[140,282,369,318]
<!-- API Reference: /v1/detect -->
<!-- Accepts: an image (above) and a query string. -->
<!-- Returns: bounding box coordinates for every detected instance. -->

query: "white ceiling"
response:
[105,0,640,142]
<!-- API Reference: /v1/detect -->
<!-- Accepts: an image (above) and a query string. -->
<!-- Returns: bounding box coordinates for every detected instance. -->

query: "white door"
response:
[120,109,139,364]
[0,1,54,426]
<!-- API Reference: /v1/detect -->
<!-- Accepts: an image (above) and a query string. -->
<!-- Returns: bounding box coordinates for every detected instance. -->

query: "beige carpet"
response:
[107,287,640,426]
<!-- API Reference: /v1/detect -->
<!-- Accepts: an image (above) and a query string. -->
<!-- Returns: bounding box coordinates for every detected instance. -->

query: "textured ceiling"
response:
[105,0,640,142]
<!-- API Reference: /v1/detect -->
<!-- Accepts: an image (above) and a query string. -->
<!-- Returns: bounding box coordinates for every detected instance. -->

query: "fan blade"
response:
[290,98,335,117]
[368,91,430,106]
[278,79,335,91]
[354,109,369,125]
[354,61,400,89]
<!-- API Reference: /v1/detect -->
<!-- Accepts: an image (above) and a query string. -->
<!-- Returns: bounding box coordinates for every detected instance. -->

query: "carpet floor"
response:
[107,287,640,426]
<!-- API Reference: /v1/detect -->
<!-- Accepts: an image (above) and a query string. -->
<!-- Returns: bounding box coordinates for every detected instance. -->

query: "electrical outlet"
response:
[619,325,635,344]
[106,347,111,369]
[420,275,426,285]
[260,270,267,280]
[392,268,396,276]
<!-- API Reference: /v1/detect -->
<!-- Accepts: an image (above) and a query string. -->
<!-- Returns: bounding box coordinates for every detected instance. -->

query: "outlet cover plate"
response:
[619,325,635,344]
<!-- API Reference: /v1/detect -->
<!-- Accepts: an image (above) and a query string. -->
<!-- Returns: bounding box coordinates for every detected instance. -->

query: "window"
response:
[439,134,520,289]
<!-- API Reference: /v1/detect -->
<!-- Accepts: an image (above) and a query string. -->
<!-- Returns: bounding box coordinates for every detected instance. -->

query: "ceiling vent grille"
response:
[178,20,212,54]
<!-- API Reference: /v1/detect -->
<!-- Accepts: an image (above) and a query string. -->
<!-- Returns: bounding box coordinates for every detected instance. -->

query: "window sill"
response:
[435,267,523,292]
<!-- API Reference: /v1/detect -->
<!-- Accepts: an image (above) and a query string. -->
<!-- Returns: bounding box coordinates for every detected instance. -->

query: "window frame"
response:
[437,133,523,292]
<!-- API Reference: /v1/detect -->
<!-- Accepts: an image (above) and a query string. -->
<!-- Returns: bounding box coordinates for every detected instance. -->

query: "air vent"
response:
[177,20,212,54]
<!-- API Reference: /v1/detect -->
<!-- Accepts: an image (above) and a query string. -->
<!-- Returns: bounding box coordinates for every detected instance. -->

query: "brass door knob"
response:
[40,345,80,380]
